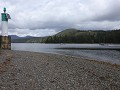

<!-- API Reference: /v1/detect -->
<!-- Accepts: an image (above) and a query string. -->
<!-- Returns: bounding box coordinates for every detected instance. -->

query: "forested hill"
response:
[12,29,120,43]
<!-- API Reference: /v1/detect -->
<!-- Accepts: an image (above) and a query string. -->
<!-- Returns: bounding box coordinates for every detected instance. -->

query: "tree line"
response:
[44,30,120,43]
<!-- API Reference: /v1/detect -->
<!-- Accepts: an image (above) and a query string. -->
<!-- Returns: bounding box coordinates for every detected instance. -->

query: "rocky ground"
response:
[0,50,120,90]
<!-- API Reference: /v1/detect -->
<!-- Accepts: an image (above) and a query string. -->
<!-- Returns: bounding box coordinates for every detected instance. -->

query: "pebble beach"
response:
[0,50,120,90]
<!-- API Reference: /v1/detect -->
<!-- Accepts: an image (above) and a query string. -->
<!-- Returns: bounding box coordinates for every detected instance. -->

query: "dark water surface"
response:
[11,43,120,64]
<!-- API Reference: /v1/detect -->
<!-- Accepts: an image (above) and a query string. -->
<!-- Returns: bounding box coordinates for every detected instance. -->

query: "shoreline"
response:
[12,49,120,65]
[0,50,120,90]
[34,50,120,70]
[1,50,120,72]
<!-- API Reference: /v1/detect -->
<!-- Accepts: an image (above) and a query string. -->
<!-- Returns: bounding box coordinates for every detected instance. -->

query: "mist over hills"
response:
[12,28,120,43]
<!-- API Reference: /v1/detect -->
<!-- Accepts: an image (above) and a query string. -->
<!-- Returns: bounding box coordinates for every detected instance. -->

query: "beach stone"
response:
[0,50,120,90]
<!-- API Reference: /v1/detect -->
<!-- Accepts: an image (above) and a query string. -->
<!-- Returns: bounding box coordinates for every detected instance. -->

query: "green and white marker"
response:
[1,8,11,36]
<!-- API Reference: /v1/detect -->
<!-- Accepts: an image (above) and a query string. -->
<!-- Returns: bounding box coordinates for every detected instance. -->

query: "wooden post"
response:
[0,36,11,50]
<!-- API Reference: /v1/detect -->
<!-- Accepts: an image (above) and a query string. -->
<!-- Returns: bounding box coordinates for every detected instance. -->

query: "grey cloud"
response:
[91,0,120,21]
[92,10,120,21]
[0,0,120,37]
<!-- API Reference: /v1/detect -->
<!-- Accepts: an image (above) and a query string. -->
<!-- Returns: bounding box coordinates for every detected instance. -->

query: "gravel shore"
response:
[0,50,120,90]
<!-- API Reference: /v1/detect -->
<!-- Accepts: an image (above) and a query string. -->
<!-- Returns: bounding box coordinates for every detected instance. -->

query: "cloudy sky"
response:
[0,0,120,37]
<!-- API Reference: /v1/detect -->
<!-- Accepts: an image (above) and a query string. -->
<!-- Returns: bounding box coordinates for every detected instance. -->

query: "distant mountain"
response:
[12,36,49,43]
[12,28,120,43]
[10,35,20,39]
[11,35,33,40]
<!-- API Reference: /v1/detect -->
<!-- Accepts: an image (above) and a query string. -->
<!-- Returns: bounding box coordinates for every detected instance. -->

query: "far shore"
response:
[0,50,120,90]
[56,47,120,50]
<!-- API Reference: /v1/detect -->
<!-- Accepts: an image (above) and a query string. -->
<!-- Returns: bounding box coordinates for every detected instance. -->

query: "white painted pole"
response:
[2,21,8,36]
[1,8,11,36]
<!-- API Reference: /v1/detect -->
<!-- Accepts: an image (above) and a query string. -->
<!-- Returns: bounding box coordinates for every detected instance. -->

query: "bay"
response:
[11,43,120,64]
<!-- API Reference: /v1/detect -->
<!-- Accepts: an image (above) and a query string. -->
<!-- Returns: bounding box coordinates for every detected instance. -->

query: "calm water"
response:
[11,43,120,64]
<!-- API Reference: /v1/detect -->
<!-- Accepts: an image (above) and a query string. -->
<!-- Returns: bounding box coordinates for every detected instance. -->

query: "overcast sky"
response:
[0,0,120,37]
